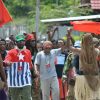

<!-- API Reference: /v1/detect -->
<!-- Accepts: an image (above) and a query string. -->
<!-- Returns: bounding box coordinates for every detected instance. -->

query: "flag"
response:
[0,0,12,27]
[70,21,100,35]
[4,49,32,87]
[7,62,32,87]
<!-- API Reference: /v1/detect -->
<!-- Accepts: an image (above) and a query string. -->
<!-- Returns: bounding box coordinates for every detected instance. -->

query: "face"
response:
[57,40,64,48]
[6,42,14,50]
[0,41,6,51]
[30,40,36,47]
[43,43,52,54]
[37,43,43,52]
[16,40,25,49]
[52,41,57,49]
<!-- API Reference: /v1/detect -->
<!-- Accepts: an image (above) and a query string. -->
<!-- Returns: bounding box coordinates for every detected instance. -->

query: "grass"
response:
[73,35,81,41]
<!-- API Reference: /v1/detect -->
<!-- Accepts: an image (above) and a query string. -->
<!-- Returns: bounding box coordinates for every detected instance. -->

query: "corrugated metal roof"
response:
[41,15,100,23]
[91,0,100,9]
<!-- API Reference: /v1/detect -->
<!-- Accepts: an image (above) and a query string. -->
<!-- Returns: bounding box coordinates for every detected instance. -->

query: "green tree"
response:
[4,0,93,32]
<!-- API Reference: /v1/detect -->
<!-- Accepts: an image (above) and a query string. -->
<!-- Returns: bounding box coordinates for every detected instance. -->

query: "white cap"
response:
[5,37,11,43]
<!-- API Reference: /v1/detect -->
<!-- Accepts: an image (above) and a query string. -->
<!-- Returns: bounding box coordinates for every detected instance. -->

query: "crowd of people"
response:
[0,29,100,100]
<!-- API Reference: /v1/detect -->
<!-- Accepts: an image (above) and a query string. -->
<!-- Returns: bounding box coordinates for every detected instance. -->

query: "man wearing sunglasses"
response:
[34,40,62,100]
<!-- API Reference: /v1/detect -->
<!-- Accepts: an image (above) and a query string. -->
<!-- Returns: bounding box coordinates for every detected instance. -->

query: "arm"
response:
[69,47,81,54]
[33,54,40,89]
[30,64,39,78]
[34,53,40,76]
[34,64,39,75]
[95,48,100,60]
[4,51,12,66]
[28,50,39,78]
[0,54,8,90]
[66,28,81,54]
[69,35,75,46]
[0,54,7,83]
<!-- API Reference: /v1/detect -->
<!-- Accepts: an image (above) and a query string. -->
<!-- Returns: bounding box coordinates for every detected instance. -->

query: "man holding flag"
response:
[4,34,35,100]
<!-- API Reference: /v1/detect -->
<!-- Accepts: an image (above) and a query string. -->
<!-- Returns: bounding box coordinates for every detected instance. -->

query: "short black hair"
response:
[51,39,57,44]
[57,38,65,45]
[0,39,6,44]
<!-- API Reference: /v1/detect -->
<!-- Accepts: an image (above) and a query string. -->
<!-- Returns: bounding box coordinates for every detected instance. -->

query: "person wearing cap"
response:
[25,33,37,62]
[25,34,41,100]
[4,34,35,100]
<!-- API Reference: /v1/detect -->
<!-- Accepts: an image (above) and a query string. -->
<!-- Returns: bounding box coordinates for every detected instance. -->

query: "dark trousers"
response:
[0,89,7,100]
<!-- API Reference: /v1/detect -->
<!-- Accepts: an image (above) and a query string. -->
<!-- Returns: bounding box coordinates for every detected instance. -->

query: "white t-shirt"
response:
[34,48,61,80]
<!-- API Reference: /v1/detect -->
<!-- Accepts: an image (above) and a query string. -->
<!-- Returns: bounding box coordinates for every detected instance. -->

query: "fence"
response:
[0,24,28,39]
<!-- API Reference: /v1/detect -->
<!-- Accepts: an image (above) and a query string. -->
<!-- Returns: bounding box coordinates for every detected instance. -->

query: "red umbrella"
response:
[70,21,100,35]
[0,0,12,27]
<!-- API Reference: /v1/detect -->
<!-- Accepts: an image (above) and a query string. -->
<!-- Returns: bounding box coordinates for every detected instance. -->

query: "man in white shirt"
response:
[34,41,60,100]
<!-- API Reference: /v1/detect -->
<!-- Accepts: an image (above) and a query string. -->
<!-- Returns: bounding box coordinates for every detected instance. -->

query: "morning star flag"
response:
[7,62,32,87]
[70,21,100,35]
[0,0,12,27]
[4,49,32,87]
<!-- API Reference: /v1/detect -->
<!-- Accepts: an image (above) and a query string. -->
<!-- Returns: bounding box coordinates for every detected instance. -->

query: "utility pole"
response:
[35,0,40,35]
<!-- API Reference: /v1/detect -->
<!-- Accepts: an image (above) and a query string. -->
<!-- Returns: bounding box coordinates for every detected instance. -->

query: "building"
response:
[80,0,100,14]
[41,15,100,40]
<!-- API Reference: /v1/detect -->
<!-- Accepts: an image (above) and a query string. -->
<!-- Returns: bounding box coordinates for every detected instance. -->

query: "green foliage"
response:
[4,0,93,32]
[5,0,35,17]
[40,4,67,19]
